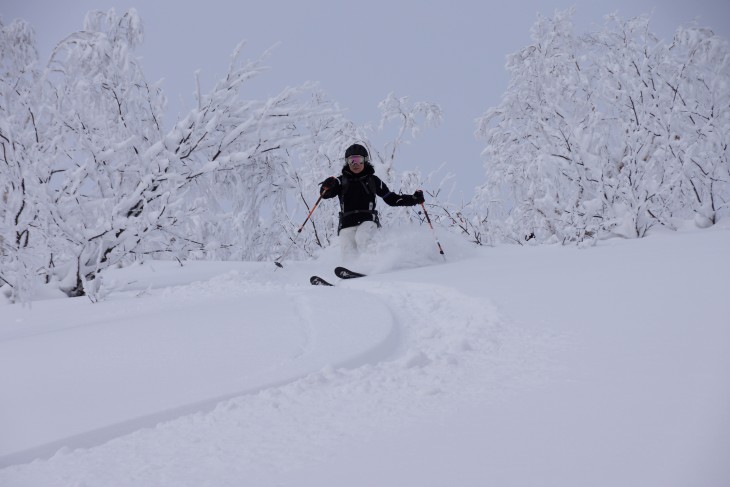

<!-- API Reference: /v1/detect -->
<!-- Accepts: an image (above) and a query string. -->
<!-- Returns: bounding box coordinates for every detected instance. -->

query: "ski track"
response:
[0,271,554,486]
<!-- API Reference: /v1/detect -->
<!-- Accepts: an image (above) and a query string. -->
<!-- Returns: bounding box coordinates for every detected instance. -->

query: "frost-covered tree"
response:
[0,9,345,299]
[0,18,53,302]
[477,9,603,244]
[476,9,730,243]
[375,93,442,179]
[662,25,730,227]
[176,92,357,264]
[583,15,696,237]
[0,10,443,301]
[267,93,443,263]
[46,10,350,297]
[371,94,443,227]
[37,9,169,298]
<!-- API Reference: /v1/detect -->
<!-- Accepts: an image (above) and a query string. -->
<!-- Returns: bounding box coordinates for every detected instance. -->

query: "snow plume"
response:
[320,222,476,276]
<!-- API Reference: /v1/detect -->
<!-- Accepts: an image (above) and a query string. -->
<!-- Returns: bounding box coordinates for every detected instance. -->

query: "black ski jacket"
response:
[321,162,419,230]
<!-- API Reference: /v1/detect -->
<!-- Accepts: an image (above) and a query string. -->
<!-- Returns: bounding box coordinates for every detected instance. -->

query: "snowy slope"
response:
[0,269,398,461]
[1,225,729,487]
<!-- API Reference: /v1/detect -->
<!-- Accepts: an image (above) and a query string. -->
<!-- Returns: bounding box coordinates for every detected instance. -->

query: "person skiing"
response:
[320,143,424,258]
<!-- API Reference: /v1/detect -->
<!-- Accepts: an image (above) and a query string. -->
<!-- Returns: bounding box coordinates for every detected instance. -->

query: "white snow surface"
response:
[1,225,729,487]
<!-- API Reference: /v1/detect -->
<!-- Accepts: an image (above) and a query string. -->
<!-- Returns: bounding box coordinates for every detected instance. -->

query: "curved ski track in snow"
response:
[0,268,547,486]
[0,276,398,467]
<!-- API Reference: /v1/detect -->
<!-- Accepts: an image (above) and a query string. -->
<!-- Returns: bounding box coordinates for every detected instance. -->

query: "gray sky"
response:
[4,0,729,196]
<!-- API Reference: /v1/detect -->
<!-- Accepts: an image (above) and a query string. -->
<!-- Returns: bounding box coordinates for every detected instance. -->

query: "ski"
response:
[334,266,366,279]
[311,268,365,286]
[310,276,334,286]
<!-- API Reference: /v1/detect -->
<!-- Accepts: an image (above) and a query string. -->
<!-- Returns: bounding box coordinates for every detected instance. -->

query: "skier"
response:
[320,143,424,259]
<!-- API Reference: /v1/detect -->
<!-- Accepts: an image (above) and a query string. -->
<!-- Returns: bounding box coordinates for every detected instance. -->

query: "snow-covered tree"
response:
[268,93,443,263]
[664,25,730,227]
[0,9,344,299]
[1,10,444,301]
[45,10,357,297]
[375,93,442,179]
[476,9,730,244]
[584,14,689,237]
[477,9,603,244]
[370,94,443,228]
[0,18,53,302]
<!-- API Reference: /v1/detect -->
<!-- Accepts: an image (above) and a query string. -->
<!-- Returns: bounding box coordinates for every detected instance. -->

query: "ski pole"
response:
[274,194,323,268]
[420,201,446,259]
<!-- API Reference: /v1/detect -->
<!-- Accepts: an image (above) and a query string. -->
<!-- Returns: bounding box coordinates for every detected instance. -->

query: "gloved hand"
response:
[320,176,338,196]
[413,190,425,204]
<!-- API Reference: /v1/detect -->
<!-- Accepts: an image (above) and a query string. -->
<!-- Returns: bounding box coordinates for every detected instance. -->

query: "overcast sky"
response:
[4,0,729,196]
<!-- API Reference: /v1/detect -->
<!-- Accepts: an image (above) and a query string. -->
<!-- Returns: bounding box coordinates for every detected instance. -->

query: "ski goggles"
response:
[346,155,367,165]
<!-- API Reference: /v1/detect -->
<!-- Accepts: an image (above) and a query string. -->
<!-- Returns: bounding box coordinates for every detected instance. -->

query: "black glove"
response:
[320,176,338,196]
[413,190,425,204]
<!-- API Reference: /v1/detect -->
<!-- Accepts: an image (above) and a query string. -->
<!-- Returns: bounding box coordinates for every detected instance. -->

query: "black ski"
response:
[335,266,366,279]
[310,276,334,286]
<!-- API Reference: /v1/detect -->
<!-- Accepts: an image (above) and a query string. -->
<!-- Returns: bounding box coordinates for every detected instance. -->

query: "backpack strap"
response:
[367,176,379,197]
[338,174,349,214]
[339,174,349,200]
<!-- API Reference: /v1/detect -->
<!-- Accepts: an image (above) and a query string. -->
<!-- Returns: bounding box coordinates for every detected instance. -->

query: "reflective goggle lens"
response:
[347,155,366,165]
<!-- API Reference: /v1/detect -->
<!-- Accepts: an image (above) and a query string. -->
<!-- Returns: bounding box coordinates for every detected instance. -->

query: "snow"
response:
[1,225,729,486]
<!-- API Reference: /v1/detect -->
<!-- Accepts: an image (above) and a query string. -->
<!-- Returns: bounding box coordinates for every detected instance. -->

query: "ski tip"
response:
[334,266,366,279]
[310,276,333,286]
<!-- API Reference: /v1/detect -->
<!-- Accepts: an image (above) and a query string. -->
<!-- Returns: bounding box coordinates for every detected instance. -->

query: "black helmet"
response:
[345,143,368,159]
